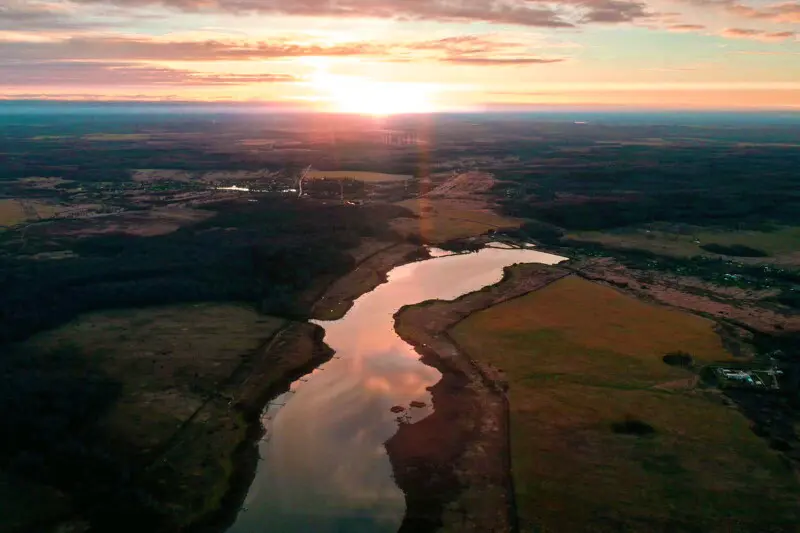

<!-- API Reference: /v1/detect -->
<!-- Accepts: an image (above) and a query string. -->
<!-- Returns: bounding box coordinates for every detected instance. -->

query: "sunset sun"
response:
[314,72,436,115]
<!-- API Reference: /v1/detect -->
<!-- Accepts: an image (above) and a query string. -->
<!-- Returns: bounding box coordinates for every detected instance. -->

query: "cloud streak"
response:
[0,36,384,62]
[0,34,568,67]
[720,27,796,40]
[443,56,564,64]
[683,0,800,24]
[0,60,297,85]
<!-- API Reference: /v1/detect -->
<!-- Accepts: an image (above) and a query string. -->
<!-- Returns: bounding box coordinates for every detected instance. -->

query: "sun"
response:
[314,72,435,115]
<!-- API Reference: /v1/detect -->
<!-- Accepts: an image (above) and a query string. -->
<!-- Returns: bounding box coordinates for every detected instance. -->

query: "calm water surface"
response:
[228,244,565,533]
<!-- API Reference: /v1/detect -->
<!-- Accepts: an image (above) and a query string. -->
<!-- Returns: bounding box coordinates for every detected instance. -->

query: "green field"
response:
[0,199,61,226]
[12,303,286,528]
[567,225,800,263]
[452,276,799,532]
[392,198,522,243]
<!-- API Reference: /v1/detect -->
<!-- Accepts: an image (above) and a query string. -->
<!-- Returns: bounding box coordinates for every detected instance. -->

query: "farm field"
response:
[0,199,61,226]
[306,169,412,182]
[37,206,215,237]
[392,198,521,243]
[451,276,799,532]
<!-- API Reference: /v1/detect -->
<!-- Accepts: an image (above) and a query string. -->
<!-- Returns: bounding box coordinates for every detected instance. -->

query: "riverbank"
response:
[311,242,429,321]
[389,263,570,532]
[193,321,334,533]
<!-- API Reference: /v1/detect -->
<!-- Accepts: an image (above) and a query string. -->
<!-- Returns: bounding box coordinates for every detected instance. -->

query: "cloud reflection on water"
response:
[228,245,565,533]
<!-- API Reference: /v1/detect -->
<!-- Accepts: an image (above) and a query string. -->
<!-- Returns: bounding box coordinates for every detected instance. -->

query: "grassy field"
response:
[0,199,26,226]
[451,276,799,532]
[567,225,800,262]
[0,472,71,533]
[16,303,286,527]
[392,198,522,243]
[0,199,61,226]
[306,169,412,182]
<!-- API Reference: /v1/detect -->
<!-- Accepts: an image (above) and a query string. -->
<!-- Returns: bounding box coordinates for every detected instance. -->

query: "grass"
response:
[16,303,286,527]
[24,303,283,452]
[306,169,412,182]
[0,471,71,532]
[392,199,522,243]
[0,199,61,226]
[451,276,799,532]
[567,225,800,262]
[0,200,26,226]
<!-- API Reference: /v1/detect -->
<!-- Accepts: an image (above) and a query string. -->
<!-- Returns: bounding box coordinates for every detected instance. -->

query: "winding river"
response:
[227,244,565,533]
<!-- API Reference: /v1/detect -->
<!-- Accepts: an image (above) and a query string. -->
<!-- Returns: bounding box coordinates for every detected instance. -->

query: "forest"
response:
[0,199,410,344]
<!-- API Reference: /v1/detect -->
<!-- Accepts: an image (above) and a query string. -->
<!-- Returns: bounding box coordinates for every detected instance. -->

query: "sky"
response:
[0,0,798,111]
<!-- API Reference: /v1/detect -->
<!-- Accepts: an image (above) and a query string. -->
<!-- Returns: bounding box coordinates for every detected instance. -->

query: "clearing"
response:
[451,276,800,532]
[39,207,215,237]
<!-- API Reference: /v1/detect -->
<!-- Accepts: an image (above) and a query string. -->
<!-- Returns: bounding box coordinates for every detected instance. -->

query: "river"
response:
[227,244,566,533]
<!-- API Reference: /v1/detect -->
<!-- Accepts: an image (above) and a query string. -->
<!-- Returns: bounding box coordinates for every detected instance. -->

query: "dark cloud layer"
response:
[65,0,653,26]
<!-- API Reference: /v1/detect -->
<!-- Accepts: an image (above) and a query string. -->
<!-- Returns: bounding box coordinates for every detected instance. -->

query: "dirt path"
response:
[389,264,570,533]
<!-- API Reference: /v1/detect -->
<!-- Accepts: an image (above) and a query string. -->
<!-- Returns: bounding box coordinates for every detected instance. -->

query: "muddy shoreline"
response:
[389,263,569,532]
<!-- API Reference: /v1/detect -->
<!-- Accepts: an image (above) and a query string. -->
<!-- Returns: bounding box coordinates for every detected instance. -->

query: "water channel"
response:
[228,244,566,533]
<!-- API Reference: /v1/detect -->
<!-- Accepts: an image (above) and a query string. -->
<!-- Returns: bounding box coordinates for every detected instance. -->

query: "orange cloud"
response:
[667,23,706,31]
[720,27,796,41]
[0,61,298,86]
[727,1,800,23]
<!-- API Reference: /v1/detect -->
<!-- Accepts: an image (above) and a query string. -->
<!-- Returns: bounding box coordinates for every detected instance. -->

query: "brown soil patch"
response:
[424,171,495,199]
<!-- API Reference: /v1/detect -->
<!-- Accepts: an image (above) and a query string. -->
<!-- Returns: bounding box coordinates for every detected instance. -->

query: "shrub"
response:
[611,416,656,436]
[663,351,694,368]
